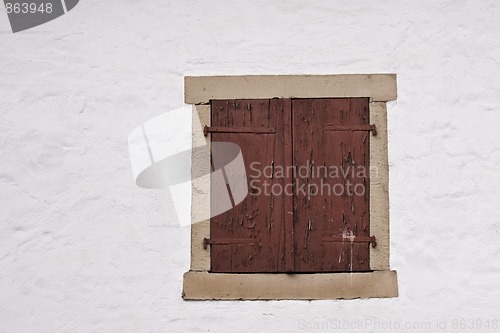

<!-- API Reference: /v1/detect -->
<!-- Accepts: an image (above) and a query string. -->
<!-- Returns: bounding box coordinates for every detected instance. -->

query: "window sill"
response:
[183,270,398,300]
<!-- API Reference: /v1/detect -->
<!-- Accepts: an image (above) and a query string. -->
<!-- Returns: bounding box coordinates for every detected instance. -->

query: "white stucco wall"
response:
[1,0,499,332]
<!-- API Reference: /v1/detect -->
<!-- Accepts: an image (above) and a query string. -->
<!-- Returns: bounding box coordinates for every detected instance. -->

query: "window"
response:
[184,75,398,300]
[207,97,373,273]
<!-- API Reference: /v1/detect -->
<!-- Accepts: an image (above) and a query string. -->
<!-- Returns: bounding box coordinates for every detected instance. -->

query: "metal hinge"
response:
[203,237,256,249]
[325,124,377,136]
[323,235,377,248]
[203,125,276,136]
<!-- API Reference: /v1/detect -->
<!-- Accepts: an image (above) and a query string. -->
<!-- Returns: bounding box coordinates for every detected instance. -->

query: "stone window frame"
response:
[183,74,398,300]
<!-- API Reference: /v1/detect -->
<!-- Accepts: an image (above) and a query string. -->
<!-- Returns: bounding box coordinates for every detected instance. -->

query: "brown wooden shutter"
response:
[208,99,292,273]
[291,98,371,272]
[208,97,371,273]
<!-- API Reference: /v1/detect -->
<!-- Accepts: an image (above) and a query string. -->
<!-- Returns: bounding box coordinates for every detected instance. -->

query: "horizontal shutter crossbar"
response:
[203,237,256,249]
[323,236,377,248]
[204,125,276,136]
[325,124,377,136]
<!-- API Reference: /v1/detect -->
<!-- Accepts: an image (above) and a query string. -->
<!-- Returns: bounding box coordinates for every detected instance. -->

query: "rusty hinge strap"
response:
[325,124,377,136]
[204,125,276,136]
[323,235,377,248]
[203,237,256,249]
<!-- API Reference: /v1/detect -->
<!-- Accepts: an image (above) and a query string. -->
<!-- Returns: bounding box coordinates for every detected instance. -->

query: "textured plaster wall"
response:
[1,0,499,332]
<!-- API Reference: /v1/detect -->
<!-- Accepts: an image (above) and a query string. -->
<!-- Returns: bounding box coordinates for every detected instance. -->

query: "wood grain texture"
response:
[292,98,370,272]
[209,98,372,273]
[209,99,287,272]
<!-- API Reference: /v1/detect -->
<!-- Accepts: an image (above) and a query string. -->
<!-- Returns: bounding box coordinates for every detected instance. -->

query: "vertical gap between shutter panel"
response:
[279,99,285,272]
[284,98,294,272]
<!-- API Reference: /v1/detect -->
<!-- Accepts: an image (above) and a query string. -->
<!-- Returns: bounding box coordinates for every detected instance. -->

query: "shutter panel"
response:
[209,99,291,272]
[291,98,371,272]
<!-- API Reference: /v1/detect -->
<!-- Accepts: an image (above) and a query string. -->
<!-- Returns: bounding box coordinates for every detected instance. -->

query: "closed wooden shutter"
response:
[209,99,292,272]
[292,98,371,272]
[208,97,371,273]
